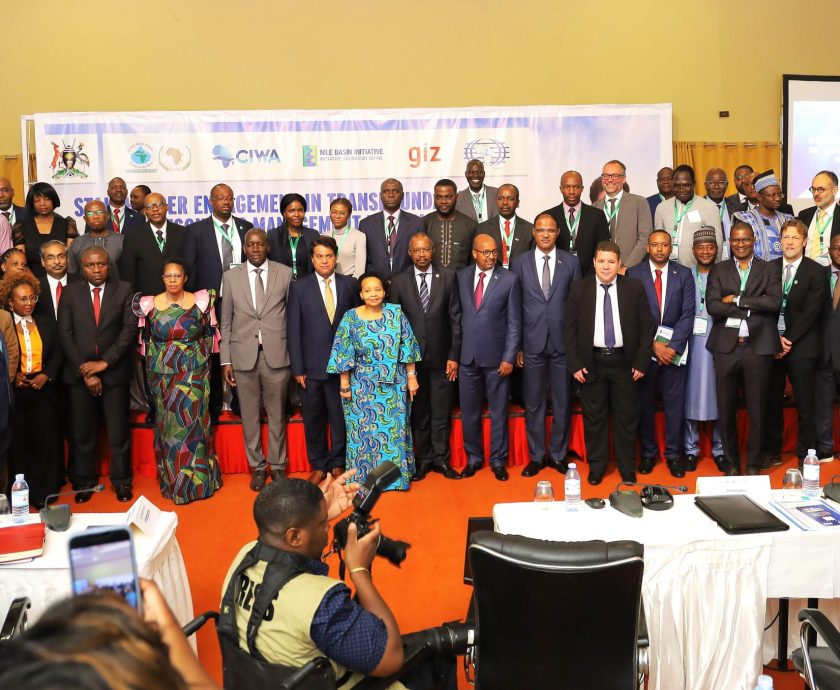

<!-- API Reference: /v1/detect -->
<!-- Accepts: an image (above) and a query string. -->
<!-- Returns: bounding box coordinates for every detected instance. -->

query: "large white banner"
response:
[28,104,671,230]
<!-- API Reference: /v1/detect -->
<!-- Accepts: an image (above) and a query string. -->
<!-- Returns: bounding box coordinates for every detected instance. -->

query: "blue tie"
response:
[602,284,616,348]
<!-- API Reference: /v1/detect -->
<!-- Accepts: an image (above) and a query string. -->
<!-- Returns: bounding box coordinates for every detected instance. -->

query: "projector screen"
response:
[783,74,840,213]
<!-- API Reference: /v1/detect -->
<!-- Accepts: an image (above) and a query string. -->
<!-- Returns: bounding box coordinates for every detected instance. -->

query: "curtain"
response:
[673,142,782,195]
[0,155,25,196]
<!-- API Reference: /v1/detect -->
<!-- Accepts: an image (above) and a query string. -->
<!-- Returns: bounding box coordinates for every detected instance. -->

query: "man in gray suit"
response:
[593,160,652,269]
[220,229,293,491]
[455,159,498,224]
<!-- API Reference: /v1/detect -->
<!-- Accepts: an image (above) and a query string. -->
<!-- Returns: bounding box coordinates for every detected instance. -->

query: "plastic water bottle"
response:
[754,673,773,689]
[565,463,581,512]
[11,474,29,524]
[803,449,821,499]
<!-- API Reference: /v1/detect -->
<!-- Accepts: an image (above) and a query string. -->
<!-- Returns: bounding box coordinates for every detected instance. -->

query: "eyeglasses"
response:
[475,249,498,257]
[85,210,108,217]
[43,253,66,261]
[601,173,625,180]
[162,273,184,280]
[144,202,166,210]
[534,228,559,235]
[730,237,755,244]
[734,174,751,182]
[14,295,38,304]
[410,247,433,254]
[760,191,785,200]
[809,186,837,194]
[706,179,728,186]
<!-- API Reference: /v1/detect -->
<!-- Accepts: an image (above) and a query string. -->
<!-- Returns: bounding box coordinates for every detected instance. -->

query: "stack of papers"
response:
[769,499,840,531]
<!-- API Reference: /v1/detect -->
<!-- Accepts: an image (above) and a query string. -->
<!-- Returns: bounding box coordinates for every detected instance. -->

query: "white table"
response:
[0,511,195,650]
[493,492,840,690]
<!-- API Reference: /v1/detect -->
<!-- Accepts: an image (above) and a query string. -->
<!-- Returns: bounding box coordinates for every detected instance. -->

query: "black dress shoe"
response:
[74,488,95,504]
[269,470,285,482]
[638,457,655,475]
[714,456,738,476]
[251,470,267,492]
[745,466,761,476]
[621,472,637,483]
[307,470,326,485]
[430,464,460,480]
[460,465,480,479]
[521,461,544,477]
[684,454,698,471]
[546,458,569,474]
[587,472,604,486]
[493,467,509,481]
[667,459,686,479]
[768,455,782,467]
[115,485,133,503]
[413,465,431,481]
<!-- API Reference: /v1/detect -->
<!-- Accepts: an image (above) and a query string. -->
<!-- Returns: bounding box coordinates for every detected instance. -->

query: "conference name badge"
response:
[687,210,702,224]
[725,317,742,329]
[670,243,679,260]
[777,313,786,334]
[693,316,708,336]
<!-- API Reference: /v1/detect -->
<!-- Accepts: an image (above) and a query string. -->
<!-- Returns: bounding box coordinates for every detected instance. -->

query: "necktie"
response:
[1,212,9,221]
[254,268,265,312]
[608,198,617,235]
[419,272,430,313]
[811,209,827,259]
[833,270,840,310]
[221,223,233,271]
[324,276,335,322]
[156,229,164,249]
[0,213,11,254]
[113,207,120,233]
[55,282,62,311]
[654,269,663,312]
[474,271,486,310]
[568,208,576,247]
[387,215,396,256]
[784,263,793,294]
[502,219,511,266]
[92,287,101,325]
[602,284,616,348]
[541,255,551,298]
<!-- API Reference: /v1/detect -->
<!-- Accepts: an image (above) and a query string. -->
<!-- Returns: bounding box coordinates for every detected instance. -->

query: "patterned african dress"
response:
[327,304,420,490]
[133,290,222,504]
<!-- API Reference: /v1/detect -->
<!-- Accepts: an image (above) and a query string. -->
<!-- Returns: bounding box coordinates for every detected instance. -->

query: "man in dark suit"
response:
[0,176,30,226]
[102,177,142,234]
[543,170,610,275]
[57,246,136,503]
[511,213,580,477]
[389,233,461,480]
[706,221,782,475]
[119,192,187,296]
[477,184,534,269]
[457,234,521,481]
[424,179,477,270]
[35,240,80,323]
[360,178,422,278]
[763,219,827,466]
[815,234,840,461]
[566,241,655,484]
[645,167,674,220]
[455,159,498,224]
[288,236,358,483]
[798,170,839,264]
[627,230,695,478]
[725,164,753,210]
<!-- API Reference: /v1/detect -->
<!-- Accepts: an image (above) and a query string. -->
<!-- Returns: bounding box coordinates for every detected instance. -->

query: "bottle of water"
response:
[754,673,773,689]
[565,463,581,512]
[803,449,820,499]
[11,474,29,524]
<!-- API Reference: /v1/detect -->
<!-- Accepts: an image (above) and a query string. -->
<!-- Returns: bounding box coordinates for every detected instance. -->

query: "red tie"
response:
[55,281,62,307]
[112,208,120,233]
[502,220,510,266]
[474,271,485,309]
[654,269,663,312]
[92,287,101,325]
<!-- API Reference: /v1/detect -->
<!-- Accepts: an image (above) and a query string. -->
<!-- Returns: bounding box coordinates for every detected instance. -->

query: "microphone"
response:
[610,482,689,518]
[39,485,105,532]
[619,481,689,493]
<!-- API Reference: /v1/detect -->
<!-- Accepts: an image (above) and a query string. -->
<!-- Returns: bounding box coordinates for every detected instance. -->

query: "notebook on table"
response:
[694,495,790,535]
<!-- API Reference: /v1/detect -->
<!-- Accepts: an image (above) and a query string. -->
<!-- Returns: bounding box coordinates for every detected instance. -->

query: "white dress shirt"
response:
[414,266,432,297]
[247,261,269,344]
[473,266,494,292]
[648,259,669,320]
[534,248,556,287]
[593,278,624,347]
[318,272,337,310]
[47,274,67,318]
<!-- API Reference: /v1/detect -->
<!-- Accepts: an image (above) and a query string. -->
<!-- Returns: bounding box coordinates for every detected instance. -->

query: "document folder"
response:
[694,494,790,535]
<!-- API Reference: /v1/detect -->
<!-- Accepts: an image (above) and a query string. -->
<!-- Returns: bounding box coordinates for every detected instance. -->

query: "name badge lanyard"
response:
[817,210,835,255]
[672,199,694,242]
[781,266,795,313]
[385,217,399,263]
[501,219,514,264]
[565,208,581,250]
[471,188,486,222]
[214,218,234,255]
[695,266,707,315]
[289,235,301,279]
[330,226,351,257]
[604,198,621,224]
[737,261,752,294]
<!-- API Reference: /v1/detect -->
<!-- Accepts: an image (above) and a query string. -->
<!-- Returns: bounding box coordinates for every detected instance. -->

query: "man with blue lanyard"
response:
[732,170,793,261]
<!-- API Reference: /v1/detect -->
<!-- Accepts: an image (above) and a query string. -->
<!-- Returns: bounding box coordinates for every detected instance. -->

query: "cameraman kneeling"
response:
[221,478,456,690]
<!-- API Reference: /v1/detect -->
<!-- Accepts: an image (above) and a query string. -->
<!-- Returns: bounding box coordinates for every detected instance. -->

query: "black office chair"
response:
[792,608,840,689]
[0,598,31,641]
[467,531,648,690]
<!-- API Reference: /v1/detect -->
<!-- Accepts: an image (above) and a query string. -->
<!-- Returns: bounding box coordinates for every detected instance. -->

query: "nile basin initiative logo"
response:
[302,145,318,168]
[128,144,154,169]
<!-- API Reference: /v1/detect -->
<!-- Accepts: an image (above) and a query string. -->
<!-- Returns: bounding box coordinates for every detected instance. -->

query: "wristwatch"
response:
[340,387,351,393]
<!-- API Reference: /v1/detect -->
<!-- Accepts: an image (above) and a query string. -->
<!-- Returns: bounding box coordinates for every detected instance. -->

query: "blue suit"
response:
[511,249,581,465]
[627,259,695,462]
[288,272,358,472]
[646,194,662,222]
[457,265,521,469]
[183,216,253,293]
[359,210,423,278]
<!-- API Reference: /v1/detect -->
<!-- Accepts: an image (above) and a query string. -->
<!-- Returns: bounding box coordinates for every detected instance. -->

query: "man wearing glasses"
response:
[653,164,722,267]
[726,164,754,211]
[733,170,794,261]
[704,168,739,253]
[797,170,840,266]
[593,160,652,269]
[69,200,125,279]
[457,234,521,481]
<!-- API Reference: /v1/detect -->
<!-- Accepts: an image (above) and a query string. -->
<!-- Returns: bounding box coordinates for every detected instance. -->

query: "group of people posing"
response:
[0,157,836,506]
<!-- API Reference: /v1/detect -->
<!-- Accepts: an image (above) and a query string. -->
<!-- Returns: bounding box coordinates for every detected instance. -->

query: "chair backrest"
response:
[468,531,644,690]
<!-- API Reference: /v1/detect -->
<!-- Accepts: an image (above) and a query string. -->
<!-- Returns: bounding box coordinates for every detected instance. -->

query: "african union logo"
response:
[128,143,154,169]
[50,140,89,179]
[463,138,510,167]
[302,145,318,168]
[159,145,192,172]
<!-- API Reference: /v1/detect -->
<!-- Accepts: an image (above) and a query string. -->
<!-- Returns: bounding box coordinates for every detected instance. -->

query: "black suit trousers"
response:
[578,351,639,477]
[713,344,772,471]
[637,362,688,462]
[69,383,132,488]
[814,365,839,457]
[300,376,345,472]
[764,355,818,460]
[10,384,63,505]
[411,362,455,469]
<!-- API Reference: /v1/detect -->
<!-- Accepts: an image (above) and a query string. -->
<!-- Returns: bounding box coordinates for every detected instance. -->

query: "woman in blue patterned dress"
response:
[327,272,420,490]
[132,260,222,504]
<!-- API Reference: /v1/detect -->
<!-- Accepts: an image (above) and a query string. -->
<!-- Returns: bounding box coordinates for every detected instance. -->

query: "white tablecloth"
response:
[493,492,840,690]
[0,511,195,650]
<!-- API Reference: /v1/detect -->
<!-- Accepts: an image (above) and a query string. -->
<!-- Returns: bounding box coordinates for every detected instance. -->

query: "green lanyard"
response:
[658,193,665,203]
[781,263,797,310]
[816,210,835,254]
[330,226,351,257]
[604,197,621,223]
[736,260,752,292]
[213,217,234,245]
[565,207,581,245]
[289,235,301,278]
[471,188,486,220]
[672,198,694,234]
[695,267,707,313]
[832,271,838,295]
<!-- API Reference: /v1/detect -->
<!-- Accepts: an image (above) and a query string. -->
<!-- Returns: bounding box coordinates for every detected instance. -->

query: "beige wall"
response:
[4,0,837,155]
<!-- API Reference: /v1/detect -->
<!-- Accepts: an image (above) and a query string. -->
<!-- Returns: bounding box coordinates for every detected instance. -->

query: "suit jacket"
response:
[359,210,423,278]
[654,195,724,267]
[457,266,521,367]
[723,196,743,220]
[0,309,19,383]
[646,194,663,221]
[100,203,141,234]
[119,221,187,295]
[565,274,656,373]
[14,312,63,382]
[798,204,840,247]
[57,279,136,385]
[822,265,840,368]
[627,259,695,355]
[34,273,82,325]
[510,249,580,355]
[477,215,534,267]
[184,215,254,292]
[287,272,358,380]
[388,265,461,367]
[455,186,499,223]
[593,192,652,267]
[705,257,782,356]
[10,204,29,225]
[267,225,320,280]
[542,202,610,275]
[771,256,826,359]
[220,260,292,371]
[0,312,12,430]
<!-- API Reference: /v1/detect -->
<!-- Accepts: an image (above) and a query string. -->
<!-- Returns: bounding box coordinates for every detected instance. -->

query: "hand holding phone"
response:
[68,526,141,612]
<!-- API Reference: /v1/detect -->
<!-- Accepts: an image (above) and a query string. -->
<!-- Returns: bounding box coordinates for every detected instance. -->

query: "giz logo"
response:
[408,144,441,168]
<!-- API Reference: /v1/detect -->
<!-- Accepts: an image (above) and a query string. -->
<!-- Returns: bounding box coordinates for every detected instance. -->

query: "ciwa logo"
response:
[212,145,282,167]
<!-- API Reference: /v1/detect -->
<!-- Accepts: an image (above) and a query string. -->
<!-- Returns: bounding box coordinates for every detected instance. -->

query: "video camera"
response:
[332,461,411,566]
